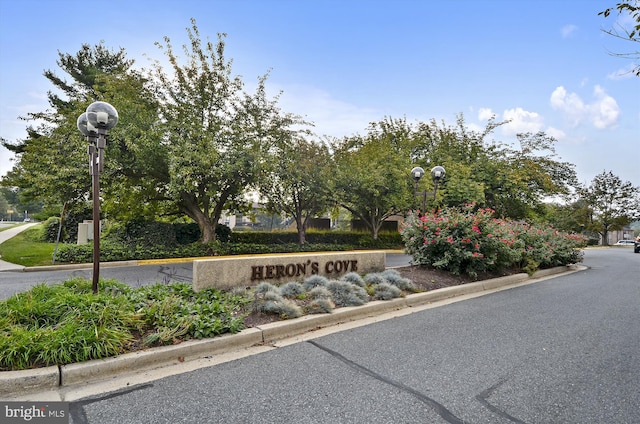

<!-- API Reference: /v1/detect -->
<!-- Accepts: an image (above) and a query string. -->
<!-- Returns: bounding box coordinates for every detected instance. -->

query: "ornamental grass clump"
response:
[306,298,335,314]
[254,282,281,295]
[341,272,366,287]
[380,269,417,292]
[374,283,402,300]
[326,280,369,307]
[363,272,387,286]
[401,204,587,278]
[253,290,303,319]
[280,282,306,299]
[303,275,329,291]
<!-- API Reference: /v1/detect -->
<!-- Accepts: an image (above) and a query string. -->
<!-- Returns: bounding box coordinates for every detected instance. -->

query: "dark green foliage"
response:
[230,230,402,248]
[40,205,92,243]
[105,221,232,248]
[108,221,179,247]
[42,217,62,243]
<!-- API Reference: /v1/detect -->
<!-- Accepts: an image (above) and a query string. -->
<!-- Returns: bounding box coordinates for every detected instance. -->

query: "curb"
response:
[0,264,583,398]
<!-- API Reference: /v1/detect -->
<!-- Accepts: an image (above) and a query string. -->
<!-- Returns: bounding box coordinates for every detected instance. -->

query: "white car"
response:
[614,240,635,246]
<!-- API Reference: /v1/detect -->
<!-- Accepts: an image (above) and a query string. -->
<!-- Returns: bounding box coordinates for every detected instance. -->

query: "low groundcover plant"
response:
[401,204,587,278]
[0,278,250,371]
[1,270,416,371]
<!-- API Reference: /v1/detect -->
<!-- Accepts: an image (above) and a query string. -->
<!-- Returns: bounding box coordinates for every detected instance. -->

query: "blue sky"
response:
[1,0,638,188]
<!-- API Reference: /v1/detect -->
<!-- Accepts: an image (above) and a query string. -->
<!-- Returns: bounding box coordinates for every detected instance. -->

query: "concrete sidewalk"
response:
[0,223,39,271]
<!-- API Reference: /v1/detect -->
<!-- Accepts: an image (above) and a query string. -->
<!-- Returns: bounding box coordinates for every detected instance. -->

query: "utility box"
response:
[77,223,89,244]
[77,220,100,244]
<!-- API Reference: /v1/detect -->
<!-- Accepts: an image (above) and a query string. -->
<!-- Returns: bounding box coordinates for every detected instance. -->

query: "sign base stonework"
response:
[193,251,386,291]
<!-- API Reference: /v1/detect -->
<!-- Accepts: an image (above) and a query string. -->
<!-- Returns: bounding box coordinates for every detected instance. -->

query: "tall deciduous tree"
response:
[0,43,151,214]
[578,170,640,245]
[410,116,577,219]
[258,137,332,244]
[151,19,305,243]
[331,120,414,239]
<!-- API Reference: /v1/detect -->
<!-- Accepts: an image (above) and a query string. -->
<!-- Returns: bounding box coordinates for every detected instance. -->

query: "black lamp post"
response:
[77,101,118,294]
[411,165,446,213]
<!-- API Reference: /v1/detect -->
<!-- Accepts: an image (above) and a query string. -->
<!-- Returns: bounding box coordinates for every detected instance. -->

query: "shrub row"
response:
[230,230,402,247]
[54,240,359,263]
[401,204,587,278]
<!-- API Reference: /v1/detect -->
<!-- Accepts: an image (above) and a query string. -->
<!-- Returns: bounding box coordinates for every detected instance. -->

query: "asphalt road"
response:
[65,248,639,423]
[0,253,413,299]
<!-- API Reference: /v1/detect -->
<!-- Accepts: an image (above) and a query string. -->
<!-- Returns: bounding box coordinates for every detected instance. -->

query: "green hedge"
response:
[230,231,402,247]
[53,221,403,264]
[106,221,232,247]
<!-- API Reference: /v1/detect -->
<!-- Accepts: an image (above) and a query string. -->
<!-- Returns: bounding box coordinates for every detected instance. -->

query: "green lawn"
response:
[0,225,56,267]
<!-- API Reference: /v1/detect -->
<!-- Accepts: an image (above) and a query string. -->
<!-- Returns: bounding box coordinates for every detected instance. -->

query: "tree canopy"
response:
[150,19,306,242]
[1,20,597,246]
[258,136,332,244]
[578,170,640,245]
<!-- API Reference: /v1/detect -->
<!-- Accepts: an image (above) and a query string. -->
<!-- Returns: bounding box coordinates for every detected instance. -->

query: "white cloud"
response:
[501,107,544,135]
[545,126,566,140]
[550,85,619,129]
[561,24,578,38]
[272,83,382,138]
[591,85,620,129]
[477,107,494,121]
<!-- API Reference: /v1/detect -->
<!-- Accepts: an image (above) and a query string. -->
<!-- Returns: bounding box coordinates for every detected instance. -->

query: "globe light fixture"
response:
[77,101,118,294]
[411,165,446,213]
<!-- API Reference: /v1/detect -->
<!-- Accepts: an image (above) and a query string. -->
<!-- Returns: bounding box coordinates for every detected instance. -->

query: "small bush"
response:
[307,286,333,300]
[326,280,369,307]
[254,282,281,295]
[341,272,366,287]
[253,291,302,319]
[303,275,330,291]
[307,298,335,314]
[363,273,387,286]
[381,269,417,291]
[280,282,305,299]
[374,283,402,300]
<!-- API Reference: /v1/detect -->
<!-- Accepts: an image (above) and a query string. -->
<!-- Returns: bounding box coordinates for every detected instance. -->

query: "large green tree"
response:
[151,19,305,243]
[578,170,640,245]
[331,120,414,239]
[410,116,577,219]
[0,43,163,220]
[258,136,333,244]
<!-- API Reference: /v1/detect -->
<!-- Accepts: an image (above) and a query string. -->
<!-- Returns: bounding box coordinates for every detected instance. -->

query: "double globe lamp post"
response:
[411,165,446,213]
[77,101,118,294]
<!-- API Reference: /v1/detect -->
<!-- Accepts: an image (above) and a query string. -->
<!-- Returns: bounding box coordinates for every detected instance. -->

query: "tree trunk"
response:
[295,215,306,245]
[180,191,217,244]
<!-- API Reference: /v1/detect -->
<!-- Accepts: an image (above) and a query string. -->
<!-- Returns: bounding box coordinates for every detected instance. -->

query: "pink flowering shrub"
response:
[401,204,587,278]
